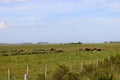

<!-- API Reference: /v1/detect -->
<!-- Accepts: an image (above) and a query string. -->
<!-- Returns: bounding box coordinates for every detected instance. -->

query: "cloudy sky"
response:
[0,0,120,43]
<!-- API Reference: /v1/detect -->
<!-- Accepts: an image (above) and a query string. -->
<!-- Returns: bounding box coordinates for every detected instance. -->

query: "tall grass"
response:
[0,43,120,79]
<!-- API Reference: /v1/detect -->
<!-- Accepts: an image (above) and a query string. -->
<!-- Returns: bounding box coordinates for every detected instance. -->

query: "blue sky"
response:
[0,0,120,43]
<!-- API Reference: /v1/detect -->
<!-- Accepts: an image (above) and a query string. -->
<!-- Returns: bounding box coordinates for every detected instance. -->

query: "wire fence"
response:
[0,58,120,80]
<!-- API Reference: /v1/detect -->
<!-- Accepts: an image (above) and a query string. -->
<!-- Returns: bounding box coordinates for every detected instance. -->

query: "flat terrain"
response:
[0,43,120,80]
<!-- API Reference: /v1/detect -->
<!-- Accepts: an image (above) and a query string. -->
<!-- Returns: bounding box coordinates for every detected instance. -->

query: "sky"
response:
[0,0,120,43]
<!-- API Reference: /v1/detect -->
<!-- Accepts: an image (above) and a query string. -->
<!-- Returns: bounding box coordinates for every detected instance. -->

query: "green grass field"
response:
[0,43,120,80]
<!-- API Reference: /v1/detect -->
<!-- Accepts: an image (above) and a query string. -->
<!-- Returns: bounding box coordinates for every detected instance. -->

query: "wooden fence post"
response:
[45,64,47,80]
[24,74,28,80]
[108,56,110,60]
[27,65,29,75]
[24,65,29,80]
[80,62,83,70]
[90,60,92,65]
[8,68,10,80]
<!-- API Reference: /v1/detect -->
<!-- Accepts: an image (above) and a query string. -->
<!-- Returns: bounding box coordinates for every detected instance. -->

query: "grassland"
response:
[0,43,120,80]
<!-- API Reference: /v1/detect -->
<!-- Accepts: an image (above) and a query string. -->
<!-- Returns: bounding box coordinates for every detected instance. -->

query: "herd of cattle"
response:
[49,47,103,52]
[76,48,102,52]
[1,47,103,56]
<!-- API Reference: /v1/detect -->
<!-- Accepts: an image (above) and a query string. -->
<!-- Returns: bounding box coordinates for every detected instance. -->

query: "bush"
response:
[52,65,80,80]
[78,55,120,80]
[55,49,63,52]
[2,53,9,56]
[80,64,96,77]
[52,65,69,80]
[91,70,113,80]
[37,74,45,80]
[63,72,80,80]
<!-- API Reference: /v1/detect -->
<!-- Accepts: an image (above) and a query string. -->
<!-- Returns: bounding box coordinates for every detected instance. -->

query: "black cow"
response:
[49,48,55,52]
[97,48,101,51]
[85,48,91,51]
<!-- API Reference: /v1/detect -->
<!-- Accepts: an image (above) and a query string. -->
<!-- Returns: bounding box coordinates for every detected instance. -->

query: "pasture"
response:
[0,43,120,80]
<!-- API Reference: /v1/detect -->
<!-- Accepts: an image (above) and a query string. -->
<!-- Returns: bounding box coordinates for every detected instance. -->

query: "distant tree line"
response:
[104,41,120,43]
[21,42,49,44]
[37,42,48,44]
[67,41,82,45]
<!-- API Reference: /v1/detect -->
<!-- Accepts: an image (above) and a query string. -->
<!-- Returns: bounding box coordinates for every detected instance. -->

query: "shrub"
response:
[80,64,96,77]
[91,70,113,80]
[52,65,69,80]
[55,49,63,52]
[2,53,9,56]
[37,74,45,80]
[52,65,80,80]
[63,72,80,80]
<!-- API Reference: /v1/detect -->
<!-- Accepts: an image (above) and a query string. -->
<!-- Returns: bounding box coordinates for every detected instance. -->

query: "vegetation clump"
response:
[52,55,120,80]
[52,65,80,80]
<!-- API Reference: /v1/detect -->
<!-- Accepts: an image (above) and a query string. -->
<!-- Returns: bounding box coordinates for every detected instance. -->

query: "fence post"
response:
[45,64,47,80]
[108,56,110,60]
[90,60,92,65]
[24,65,29,80]
[27,65,29,75]
[80,62,83,70]
[24,74,28,80]
[8,68,10,80]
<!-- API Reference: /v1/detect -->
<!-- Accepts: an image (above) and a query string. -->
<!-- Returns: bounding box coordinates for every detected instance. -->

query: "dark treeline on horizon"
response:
[104,41,120,43]
[0,41,120,45]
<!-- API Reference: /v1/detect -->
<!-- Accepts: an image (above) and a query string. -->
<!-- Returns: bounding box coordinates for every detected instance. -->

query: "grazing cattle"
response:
[93,48,98,51]
[93,48,102,51]
[77,48,83,52]
[85,48,91,51]
[49,48,63,52]
[97,48,101,51]
[49,48,55,52]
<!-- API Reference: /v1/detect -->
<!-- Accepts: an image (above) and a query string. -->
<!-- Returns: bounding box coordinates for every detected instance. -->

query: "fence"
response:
[0,57,120,80]
[0,64,50,80]
[2,66,29,80]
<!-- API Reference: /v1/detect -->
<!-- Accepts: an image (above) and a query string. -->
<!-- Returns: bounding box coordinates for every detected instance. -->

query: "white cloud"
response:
[0,0,120,28]
[0,21,6,29]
